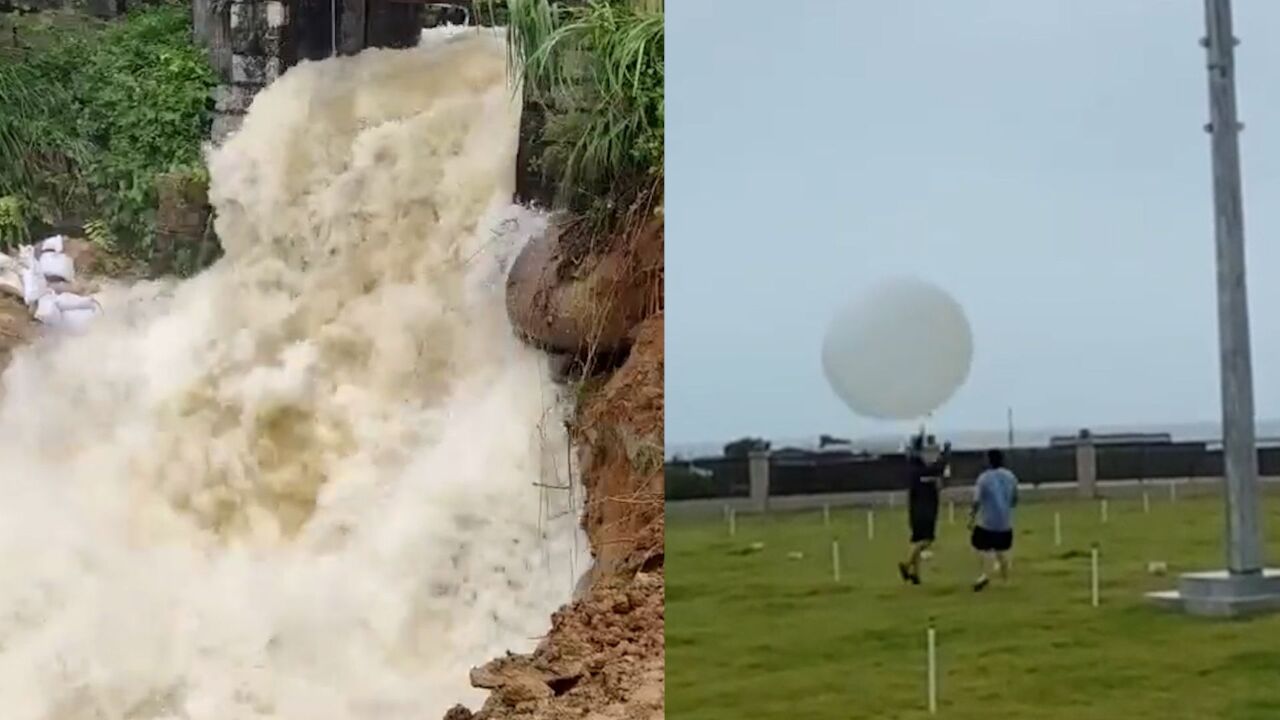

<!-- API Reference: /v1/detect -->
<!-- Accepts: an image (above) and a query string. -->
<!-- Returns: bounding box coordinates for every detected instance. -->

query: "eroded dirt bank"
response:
[451,215,664,720]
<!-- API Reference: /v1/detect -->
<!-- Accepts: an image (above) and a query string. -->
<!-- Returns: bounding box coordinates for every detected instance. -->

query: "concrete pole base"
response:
[1147,569,1280,618]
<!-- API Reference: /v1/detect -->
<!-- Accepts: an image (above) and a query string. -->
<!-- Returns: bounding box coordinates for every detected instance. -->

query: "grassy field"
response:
[667,494,1280,720]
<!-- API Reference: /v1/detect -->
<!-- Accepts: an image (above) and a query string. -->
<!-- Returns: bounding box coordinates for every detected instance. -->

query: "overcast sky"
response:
[666,1,1280,447]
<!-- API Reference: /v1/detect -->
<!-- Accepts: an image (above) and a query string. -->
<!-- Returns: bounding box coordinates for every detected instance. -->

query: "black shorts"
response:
[971,526,1013,552]
[909,505,938,543]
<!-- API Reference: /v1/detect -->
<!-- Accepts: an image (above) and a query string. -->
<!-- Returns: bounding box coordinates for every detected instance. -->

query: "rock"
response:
[212,84,258,115]
[505,218,661,355]
[470,661,553,706]
[212,113,245,144]
[153,171,213,275]
[231,54,280,85]
[442,706,474,720]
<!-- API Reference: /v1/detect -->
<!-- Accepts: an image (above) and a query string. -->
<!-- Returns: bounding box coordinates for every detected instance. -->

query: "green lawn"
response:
[667,494,1280,720]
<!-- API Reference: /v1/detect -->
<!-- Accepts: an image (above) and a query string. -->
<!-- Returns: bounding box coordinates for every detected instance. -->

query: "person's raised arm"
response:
[925,442,952,476]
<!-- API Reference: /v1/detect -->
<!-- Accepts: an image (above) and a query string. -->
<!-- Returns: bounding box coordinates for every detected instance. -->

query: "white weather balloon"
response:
[821,277,973,421]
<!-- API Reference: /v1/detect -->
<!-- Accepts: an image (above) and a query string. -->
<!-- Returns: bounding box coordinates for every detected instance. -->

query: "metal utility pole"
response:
[1203,0,1263,575]
[1006,407,1014,448]
[1146,0,1278,617]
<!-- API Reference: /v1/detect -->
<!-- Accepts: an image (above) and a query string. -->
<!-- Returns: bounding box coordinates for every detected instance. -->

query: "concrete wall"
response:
[203,0,289,142]
[668,443,1280,500]
[198,0,421,143]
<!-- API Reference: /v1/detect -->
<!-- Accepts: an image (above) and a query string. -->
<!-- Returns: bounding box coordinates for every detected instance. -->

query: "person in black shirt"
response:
[897,433,951,585]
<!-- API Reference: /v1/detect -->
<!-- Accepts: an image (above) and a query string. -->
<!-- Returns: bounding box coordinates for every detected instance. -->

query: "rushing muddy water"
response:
[0,28,587,720]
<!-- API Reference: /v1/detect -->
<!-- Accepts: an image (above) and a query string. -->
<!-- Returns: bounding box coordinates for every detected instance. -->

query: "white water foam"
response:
[0,28,587,720]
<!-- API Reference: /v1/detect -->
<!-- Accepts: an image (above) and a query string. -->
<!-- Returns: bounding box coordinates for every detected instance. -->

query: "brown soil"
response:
[453,227,664,719]
[456,570,664,720]
[0,294,37,373]
[573,315,664,580]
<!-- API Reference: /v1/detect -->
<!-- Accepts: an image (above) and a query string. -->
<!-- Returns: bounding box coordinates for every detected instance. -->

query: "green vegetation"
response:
[0,195,32,247]
[0,44,90,242]
[501,0,663,235]
[668,495,1280,720]
[666,464,743,501]
[0,5,215,263]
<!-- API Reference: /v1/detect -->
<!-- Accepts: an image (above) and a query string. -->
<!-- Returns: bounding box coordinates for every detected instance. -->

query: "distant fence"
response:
[665,457,751,500]
[665,443,1280,501]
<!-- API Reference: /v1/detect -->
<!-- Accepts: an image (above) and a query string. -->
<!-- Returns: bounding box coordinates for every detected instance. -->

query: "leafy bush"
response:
[73,6,216,247]
[0,5,215,259]
[0,195,31,249]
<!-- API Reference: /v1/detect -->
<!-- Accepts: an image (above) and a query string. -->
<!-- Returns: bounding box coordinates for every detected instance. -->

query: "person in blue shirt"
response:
[968,449,1019,592]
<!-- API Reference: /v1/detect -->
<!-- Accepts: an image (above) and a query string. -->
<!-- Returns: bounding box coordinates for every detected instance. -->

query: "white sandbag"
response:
[61,305,100,332]
[33,293,62,325]
[38,251,75,283]
[39,234,65,254]
[21,263,47,305]
[54,292,99,313]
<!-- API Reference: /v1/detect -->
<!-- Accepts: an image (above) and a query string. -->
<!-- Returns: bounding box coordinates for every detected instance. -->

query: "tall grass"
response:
[502,0,663,224]
[0,64,46,197]
[0,61,90,226]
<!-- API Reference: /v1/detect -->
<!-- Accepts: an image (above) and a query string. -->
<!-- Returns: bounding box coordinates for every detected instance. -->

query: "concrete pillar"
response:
[1076,429,1097,498]
[211,0,289,144]
[748,449,771,514]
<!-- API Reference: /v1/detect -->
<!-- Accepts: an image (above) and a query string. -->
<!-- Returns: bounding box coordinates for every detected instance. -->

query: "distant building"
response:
[1049,430,1173,448]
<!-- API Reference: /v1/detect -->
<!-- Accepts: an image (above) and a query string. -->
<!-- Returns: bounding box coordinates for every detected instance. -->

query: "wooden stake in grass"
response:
[867,509,876,541]
[1054,511,1062,547]
[1171,480,1178,503]
[1100,498,1109,524]
[1091,543,1100,608]
[728,508,737,538]
[823,503,831,527]
[926,620,938,715]
[1143,491,1150,514]
[832,539,841,583]
[889,493,897,509]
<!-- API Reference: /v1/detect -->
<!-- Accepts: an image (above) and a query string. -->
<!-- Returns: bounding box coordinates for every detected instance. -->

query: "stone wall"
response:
[420,1,508,28]
[0,0,121,18]
[207,0,288,142]
[199,0,420,144]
